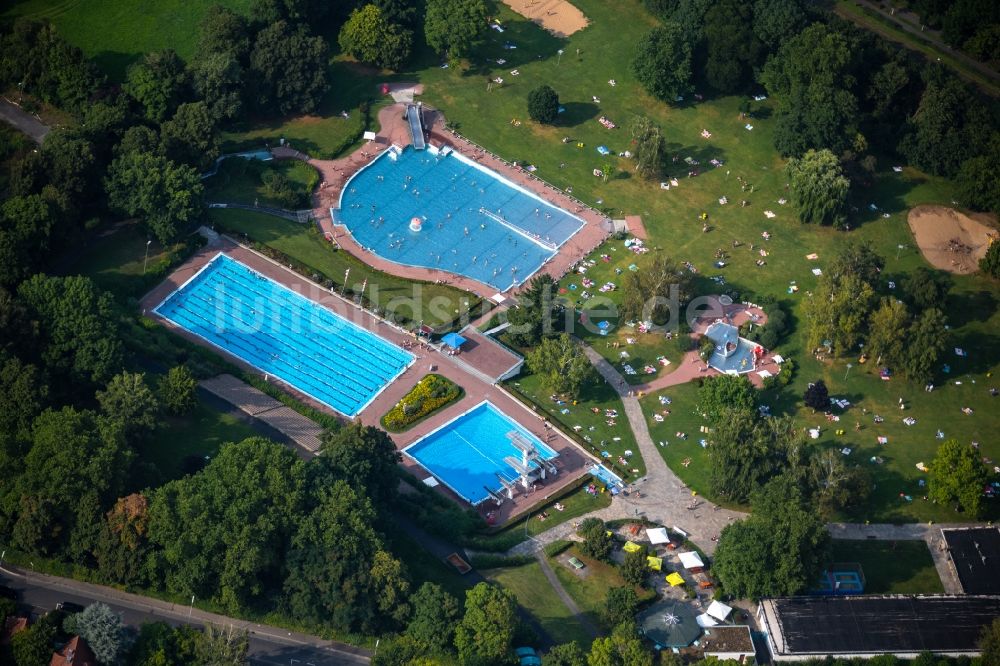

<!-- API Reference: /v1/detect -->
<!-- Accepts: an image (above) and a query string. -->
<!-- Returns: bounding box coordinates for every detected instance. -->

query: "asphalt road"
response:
[0,566,370,665]
[0,98,50,143]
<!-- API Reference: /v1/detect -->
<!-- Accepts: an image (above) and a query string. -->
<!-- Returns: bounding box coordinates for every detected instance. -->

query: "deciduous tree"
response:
[631,23,692,103]
[249,20,329,116]
[105,150,203,244]
[578,518,612,561]
[454,583,518,666]
[785,149,850,227]
[73,603,127,665]
[338,5,413,71]
[545,642,587,666]
[621,549,648,587]
[160,101,220,171]
[713,475,829,598]
[317,421,402,510]
[527,85,560,124]
[697,374,756,421]
[158,365,198,415]
[406,582,461,652]
[125,50,190,124]
[619,254,691,326]
[627,117,666,180]
[981,240,1000,279]
[929,439,988,517]
[97,371,159,440]
[525,334,596,400]
[604,587,639,628]
[900,307,948,384]
[708,408,796,503]
[803,380,830,412]
[191,52,245,122]
[424,0,489,60]
[702,0,763,94]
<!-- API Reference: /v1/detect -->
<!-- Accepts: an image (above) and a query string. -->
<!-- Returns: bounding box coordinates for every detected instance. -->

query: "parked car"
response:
[55,601,85,613]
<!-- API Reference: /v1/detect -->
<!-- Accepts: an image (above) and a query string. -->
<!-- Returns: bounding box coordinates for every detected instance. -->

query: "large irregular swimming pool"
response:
[404,401,558,505]
[335,146,585,292]
[154,254,412,417]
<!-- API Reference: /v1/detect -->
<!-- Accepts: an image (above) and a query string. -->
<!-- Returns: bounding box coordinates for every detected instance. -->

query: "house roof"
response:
[1,616,29,645]
[703,626,755,655]
[50,636,97,666]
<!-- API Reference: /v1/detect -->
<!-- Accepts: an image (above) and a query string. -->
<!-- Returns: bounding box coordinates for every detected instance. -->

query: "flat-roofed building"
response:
[758,595,1000,660]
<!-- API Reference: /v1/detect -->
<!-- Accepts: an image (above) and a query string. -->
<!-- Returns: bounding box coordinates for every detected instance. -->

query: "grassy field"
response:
[399,0,1000,522]
[1,0,253,81]
[834,1,1000,99]
[208,208,480,327]
[549,544,655,633]
[204,158,319,209]
[221,60,385,159]
[829,539,944,594]
[507,370,644,480]
[136,397,260,483]
[483,561,595,648]
[67,221,188,300]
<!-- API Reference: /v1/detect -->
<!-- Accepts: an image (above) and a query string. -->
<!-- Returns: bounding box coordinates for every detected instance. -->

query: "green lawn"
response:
[484,561,595,648]
[1,0,253,81]
[829,539,944,594]
[221,61,383,159]
[208,208,481,327]
[549,545,655,633]
[68,221,188,300]
[137,398,260,482]
[394,0,1000,522]
[507,370,644,481]
[204,158,319,209]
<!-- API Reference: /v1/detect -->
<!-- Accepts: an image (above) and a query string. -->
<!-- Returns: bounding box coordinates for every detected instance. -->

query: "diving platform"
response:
[406,103,426,150]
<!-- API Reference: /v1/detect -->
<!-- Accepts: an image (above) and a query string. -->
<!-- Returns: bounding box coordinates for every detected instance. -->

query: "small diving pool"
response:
[404,401,558,504]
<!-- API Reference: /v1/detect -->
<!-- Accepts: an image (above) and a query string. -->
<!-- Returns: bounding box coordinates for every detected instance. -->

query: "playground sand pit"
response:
[907,205,997,274]
[503,0,589,37]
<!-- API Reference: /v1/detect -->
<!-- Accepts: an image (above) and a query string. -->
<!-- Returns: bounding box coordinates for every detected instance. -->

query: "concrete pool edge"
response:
[329,143,586,293]
[402,399,559,506]
[152,252,415,419]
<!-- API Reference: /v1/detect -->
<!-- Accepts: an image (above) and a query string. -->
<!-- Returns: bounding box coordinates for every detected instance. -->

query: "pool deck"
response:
[142,238,595,525]
[303,103,612,299]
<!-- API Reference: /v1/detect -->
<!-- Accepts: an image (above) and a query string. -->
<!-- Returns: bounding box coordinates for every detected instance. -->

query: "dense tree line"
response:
[634,0,1000,218]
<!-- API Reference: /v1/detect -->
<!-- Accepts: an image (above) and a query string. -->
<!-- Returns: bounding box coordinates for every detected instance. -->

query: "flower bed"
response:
[381,374,463,432]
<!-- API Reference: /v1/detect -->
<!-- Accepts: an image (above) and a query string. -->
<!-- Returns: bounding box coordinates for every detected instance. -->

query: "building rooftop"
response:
[759,595,1000,658]
[943,527,1000,594]
[703,625,755,655]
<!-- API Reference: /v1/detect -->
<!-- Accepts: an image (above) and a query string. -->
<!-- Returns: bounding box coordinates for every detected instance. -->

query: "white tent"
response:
[646,527,670,544]
[706,600,732,622]
[696,613,719,628]
[678,551,705,569]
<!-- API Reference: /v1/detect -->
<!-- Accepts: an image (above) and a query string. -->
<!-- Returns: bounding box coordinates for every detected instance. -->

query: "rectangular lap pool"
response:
[154,254,412,417]
[404,401,558,505]
[334,145,585,292]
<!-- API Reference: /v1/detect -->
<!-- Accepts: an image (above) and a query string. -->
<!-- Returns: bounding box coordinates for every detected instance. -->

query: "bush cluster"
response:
[382,374,462,431]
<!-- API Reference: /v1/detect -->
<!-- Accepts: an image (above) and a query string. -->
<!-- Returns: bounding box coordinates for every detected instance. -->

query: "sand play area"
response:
[908,205,997,274]
[503,0,589,37]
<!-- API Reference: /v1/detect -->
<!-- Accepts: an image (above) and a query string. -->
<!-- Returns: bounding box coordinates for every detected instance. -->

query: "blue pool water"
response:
[335,146,585,292]
[154,254,412,417]
[404,401,558,505]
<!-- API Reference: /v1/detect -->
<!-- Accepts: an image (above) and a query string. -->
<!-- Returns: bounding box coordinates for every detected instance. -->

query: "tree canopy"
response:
[697,374,756,421]
[631,23,692,103]
[786,149,850,227]
[454,583,518,666]
[125,50,190,124]
[708,408,797,503]
[105,150,204,244]
[713,475,830,599]
[249,20,329,116]
[527,85,560,124]
[928,439,988,517]
[338,4,413,71]
[424,0,489,60]
[525,333,596,400]
[619,254,692,326]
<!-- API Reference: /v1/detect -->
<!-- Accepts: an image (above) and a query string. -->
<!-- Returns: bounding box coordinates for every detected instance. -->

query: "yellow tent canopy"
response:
[647,556,663,571]
[623,541,643,553]
[666,572,685,587]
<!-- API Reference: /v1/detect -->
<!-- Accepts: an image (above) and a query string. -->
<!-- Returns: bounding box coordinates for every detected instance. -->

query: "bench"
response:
[568,557,586,570]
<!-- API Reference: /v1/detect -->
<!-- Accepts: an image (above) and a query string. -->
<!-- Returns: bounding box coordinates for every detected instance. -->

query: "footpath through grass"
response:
[208,208,480,327]
[829,539,944,594]
[484,561,594,648]
[405,0,1000,522]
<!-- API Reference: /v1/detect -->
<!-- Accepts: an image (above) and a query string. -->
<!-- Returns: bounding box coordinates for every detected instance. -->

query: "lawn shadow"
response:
[947,289,998,327]
[848,170,920,228]
[946,329,1000,375]
[470,13,566,70]
[558,101,600,127]
[662,143,729,178]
